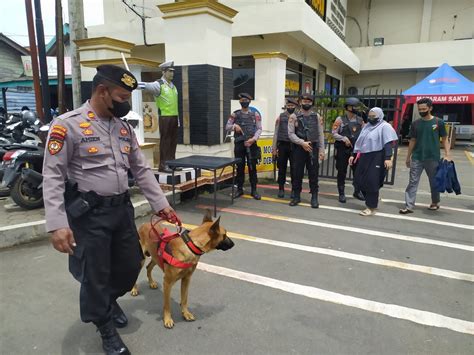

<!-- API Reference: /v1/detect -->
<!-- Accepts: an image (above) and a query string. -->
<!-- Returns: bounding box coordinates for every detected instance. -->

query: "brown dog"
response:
[131,210,234,328]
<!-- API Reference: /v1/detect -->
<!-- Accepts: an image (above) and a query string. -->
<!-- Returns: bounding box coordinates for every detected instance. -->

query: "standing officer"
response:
[43,65,180,355]
[272,98,298,198]
[288,94,325,208]
[332,97,365,202]
[138,61,179,173]
[226,93,262,200]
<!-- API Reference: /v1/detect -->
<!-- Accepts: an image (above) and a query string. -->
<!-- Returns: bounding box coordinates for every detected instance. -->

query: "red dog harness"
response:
[150,215,204,269]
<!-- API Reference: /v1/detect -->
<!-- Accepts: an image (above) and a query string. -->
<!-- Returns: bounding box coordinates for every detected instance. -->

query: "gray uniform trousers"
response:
[405,159,440,209]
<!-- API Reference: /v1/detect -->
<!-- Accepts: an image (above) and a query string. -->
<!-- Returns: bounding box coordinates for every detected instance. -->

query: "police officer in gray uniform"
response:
[43,65,180,355]
[272,98,298,198]
[288,94,325,208]
[332,97,365,202]
[226,93,262,200]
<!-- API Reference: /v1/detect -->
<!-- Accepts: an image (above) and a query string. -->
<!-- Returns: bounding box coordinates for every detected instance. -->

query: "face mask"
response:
[240,102,250,108]
[368,118,379,125]
[419,111,429,117]
[106,91,131,118]
[287,107,296,114]
[302,104,312,111]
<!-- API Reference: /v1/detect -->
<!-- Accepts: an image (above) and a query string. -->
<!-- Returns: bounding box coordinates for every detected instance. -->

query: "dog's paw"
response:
[149,281,158,289]
[182,310,195,322]
[163,317,175,329]
[130,288,139,297]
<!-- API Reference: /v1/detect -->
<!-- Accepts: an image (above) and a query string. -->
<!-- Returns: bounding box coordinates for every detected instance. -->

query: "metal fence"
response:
[310,93,404,185]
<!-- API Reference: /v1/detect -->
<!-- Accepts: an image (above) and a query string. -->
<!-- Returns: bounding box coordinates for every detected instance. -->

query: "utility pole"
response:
[68,0,86,109]
[34,0,52,122]
[25,0,43,121]
[55,0,65,114]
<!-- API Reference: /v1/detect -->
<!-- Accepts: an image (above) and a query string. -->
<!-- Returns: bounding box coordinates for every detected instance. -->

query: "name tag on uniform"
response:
[81,136,100,143]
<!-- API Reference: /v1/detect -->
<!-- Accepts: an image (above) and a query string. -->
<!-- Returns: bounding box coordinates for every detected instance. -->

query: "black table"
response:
[166,155,241,216]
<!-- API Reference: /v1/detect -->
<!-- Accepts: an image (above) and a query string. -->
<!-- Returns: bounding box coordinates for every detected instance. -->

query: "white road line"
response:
[381,198,474,214]
[0,200,150,232]
[244,196,474,231]
[196,205,474,252]
[197,263,474,335]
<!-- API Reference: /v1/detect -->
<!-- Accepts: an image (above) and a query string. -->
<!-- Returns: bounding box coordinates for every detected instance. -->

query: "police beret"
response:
[159,61,175,71]
[299,94,314,102]
[286,98,299,105]
[96,65,138,92]
[238,93,253,100]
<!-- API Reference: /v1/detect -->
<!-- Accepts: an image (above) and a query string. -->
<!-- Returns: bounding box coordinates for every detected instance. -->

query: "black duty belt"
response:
[80,191,130,207]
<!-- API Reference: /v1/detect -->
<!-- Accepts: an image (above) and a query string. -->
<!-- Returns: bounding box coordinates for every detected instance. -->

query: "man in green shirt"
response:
[400,97,451,214]
[138,61,179,173]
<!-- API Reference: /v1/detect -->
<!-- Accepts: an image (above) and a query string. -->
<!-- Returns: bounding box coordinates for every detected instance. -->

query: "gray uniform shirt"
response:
[43,101,169,232]
[288,111,325,150]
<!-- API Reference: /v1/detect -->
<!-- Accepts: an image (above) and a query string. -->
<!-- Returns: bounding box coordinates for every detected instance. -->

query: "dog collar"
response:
[180,230,204,255]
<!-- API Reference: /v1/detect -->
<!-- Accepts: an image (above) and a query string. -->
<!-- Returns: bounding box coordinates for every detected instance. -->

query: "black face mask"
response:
[287,107,296,114]
[419,111,429,117]
[302,104,312,111]
[368,118,379,125]
[240,102,250,109]
[109,99,131,118]
[216,237,234,251]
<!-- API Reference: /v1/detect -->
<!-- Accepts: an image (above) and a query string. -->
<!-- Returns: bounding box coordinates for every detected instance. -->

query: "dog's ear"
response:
[202,209,213,223]
[209,216,221,238]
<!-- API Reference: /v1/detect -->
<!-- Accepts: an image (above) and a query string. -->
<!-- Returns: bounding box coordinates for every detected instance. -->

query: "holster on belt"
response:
[64,180,100,219]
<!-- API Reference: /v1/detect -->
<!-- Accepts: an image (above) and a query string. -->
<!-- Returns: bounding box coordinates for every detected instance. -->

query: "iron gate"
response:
[310,93,404,185]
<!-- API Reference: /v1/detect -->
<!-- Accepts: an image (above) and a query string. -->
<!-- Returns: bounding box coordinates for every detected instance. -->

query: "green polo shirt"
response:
[409,116,447,161]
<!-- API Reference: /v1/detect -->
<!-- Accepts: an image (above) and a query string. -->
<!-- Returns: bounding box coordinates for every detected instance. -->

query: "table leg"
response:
[194,168,198,200]
[231,163,235,204]
[172,169,176,207]
[213,169,217,217]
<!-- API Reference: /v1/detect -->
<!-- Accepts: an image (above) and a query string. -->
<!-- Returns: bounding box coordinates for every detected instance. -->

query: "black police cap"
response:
[299,94,314,102]
[286,98,299,105]
[95,64,138,92]
[238,93,253,100]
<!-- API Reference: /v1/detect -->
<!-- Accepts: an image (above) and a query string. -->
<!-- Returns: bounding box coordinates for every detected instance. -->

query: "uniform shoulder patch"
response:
[48,139,64,155]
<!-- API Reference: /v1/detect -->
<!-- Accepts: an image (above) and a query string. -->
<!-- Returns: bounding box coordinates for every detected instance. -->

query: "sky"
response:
[0,0,104,46]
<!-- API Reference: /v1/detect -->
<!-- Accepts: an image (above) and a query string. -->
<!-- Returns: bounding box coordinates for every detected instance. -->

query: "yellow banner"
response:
[256,138,275,172]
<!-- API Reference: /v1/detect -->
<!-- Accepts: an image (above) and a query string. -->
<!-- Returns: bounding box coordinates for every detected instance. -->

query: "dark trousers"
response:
[292,144,319,194]
[364,190,379,209]
[277,141,293,187]
[335,144,357,190]
[235,142,259,189]
[67,200,143,324]
[159,115,178,170]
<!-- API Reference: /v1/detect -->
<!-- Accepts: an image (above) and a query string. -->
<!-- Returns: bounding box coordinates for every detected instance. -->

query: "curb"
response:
[0,191,180,249]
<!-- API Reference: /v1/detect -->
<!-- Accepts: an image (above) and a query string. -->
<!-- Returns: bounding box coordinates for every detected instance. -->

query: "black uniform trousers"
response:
[277,141,293,187]
[234,142,259,189]
[335,142,357,189]
[292,144,319,194]
[67,198,143,325]
[159,115,178,171]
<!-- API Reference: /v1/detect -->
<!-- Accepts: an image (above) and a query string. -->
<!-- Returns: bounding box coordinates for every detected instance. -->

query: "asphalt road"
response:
[1,147,473,354]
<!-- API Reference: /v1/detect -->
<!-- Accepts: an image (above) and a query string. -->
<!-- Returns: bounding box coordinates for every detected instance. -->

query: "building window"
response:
[285,59,317,98]
[232,56,255,99]
[325,74,340,95]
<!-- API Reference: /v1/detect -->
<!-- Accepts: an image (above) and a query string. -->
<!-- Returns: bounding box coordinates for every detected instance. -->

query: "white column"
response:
[419,0,433,43]
[130,65,144,145]
[253,52,288,134]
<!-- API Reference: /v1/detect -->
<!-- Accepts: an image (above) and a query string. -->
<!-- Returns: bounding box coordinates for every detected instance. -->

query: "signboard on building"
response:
[21,56,72,77]
[255,137,274,173]
[325,0,347,41]
[306,0,326,20]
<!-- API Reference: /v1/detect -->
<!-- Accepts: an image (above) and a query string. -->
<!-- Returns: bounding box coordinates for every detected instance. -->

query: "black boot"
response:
[338,185,346,203]
[353,190,365,201]
[277,186,285,198]
[289,192,301,206]
[97,320,130,355]
[290,190,295,200]
[233,187,244,199]
[111,301,128,328]
[311,193,319,208]
[251,186,261,200]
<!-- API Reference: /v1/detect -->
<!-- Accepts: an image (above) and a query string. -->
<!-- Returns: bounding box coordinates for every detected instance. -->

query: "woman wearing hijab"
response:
[349,107,398,216]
